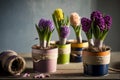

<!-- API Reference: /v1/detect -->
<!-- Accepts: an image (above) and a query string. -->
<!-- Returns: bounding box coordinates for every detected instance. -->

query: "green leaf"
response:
[52,14,60,37]
[66,16,70,26]
[100,29,108,40]
[35,24,42,41]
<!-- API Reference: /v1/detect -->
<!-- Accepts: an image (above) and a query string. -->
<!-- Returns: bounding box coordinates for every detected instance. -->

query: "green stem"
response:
[88,39,94,48]
[94,39,103,48]
[76,35,82,43]
[60,38,67,45]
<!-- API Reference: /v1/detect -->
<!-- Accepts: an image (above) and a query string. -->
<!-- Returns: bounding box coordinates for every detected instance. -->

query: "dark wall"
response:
[96,0,120,51]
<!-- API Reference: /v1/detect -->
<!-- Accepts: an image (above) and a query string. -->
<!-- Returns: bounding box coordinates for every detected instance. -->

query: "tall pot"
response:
[32,45,58,73]
[82,47,111,76]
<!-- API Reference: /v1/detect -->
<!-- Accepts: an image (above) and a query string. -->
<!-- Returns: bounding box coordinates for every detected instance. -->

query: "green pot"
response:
[57,43,71,64]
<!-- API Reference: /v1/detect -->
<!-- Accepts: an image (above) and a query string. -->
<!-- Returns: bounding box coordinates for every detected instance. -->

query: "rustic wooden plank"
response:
[0,52,119,79]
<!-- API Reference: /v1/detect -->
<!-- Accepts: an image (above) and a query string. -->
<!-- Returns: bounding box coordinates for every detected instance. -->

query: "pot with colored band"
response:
[82,48,111,76]
[32,45,58,73]
[69,40,88,62]
[57,43,71,64]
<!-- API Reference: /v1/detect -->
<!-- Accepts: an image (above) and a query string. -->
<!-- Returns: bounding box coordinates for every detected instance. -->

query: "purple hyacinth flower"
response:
[38,18,46,30]
[38,18,54,31]
[60,26,70,38]
[94,18,105,31]
[104,15,112,30]
[45,20,54,31]
[81,17,91,33]
[91,10,103,21]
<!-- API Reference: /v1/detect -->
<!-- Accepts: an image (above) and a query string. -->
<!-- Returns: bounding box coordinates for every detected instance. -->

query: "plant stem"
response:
[60,38,67,45]
[76,35,82,43]
[88,39,94,48]
[46,41,50,47]
[94,39,103,48]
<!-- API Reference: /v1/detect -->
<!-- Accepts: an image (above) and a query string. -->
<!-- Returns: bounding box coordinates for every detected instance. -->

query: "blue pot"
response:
[70,48,82,62]
[82,48,111,76]
[84,64,109,76]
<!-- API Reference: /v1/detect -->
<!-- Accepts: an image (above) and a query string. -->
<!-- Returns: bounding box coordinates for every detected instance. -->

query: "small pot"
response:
[32,45,58,73]
[68,40,88,62]
[57,43,71,64]
[82,47,111,76]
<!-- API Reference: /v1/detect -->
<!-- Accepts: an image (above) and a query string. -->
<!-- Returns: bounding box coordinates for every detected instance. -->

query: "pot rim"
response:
[32,44,58,50]
[83,47,111,56]
[70,40,88,48]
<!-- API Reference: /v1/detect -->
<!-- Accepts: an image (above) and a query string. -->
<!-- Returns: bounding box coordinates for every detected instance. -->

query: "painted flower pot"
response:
[32,45,58,73]
[68,40,88,62]
[82,48,111,76]
[57,43,71,64]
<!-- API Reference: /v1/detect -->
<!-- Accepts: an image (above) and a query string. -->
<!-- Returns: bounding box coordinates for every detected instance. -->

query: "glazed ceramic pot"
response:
[82,48,111,76]
[32,45,58,73]
[68,40,88,62]
[57,43,71,64]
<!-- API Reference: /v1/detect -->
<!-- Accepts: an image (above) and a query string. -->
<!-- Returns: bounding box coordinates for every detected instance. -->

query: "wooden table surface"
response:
[0,52,120,79]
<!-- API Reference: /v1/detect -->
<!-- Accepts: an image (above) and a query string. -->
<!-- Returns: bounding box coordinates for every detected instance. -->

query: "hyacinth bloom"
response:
[53,8,64,21]
[81,17,91,33]
[36,18,54,48]
[60,26,70,38]
[94,18,105,31]
[70,12,81,27]
[104,15,112,30]
[81,10,112,48]
[59,26,70,44]
[52,8,70,45]
[81,17,94,47]
[90,10,103,21]
[70,12,82,43]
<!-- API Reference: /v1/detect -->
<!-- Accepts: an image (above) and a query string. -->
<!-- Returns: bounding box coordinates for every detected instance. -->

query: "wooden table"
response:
[0,52,120,79]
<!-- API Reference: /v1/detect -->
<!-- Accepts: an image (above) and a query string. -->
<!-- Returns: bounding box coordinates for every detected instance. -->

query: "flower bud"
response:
[60,26,70,38]
[70,12,81,26]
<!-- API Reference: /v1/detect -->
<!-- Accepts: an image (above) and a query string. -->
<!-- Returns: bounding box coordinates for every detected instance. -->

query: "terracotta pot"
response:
[82,48,111,76]
[68,40,88,62]
[0,50,26,75]
[32,45,58,73]
[57,43,71,64]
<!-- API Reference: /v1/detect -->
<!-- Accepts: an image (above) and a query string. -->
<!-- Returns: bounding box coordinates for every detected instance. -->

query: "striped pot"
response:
[32,45,58,73]
[82,48,111,76]
[57,43,71,64]
[69,40,88,62]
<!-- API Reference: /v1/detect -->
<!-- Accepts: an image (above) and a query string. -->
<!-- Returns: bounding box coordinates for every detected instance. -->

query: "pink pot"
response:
[32,45,58,73]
